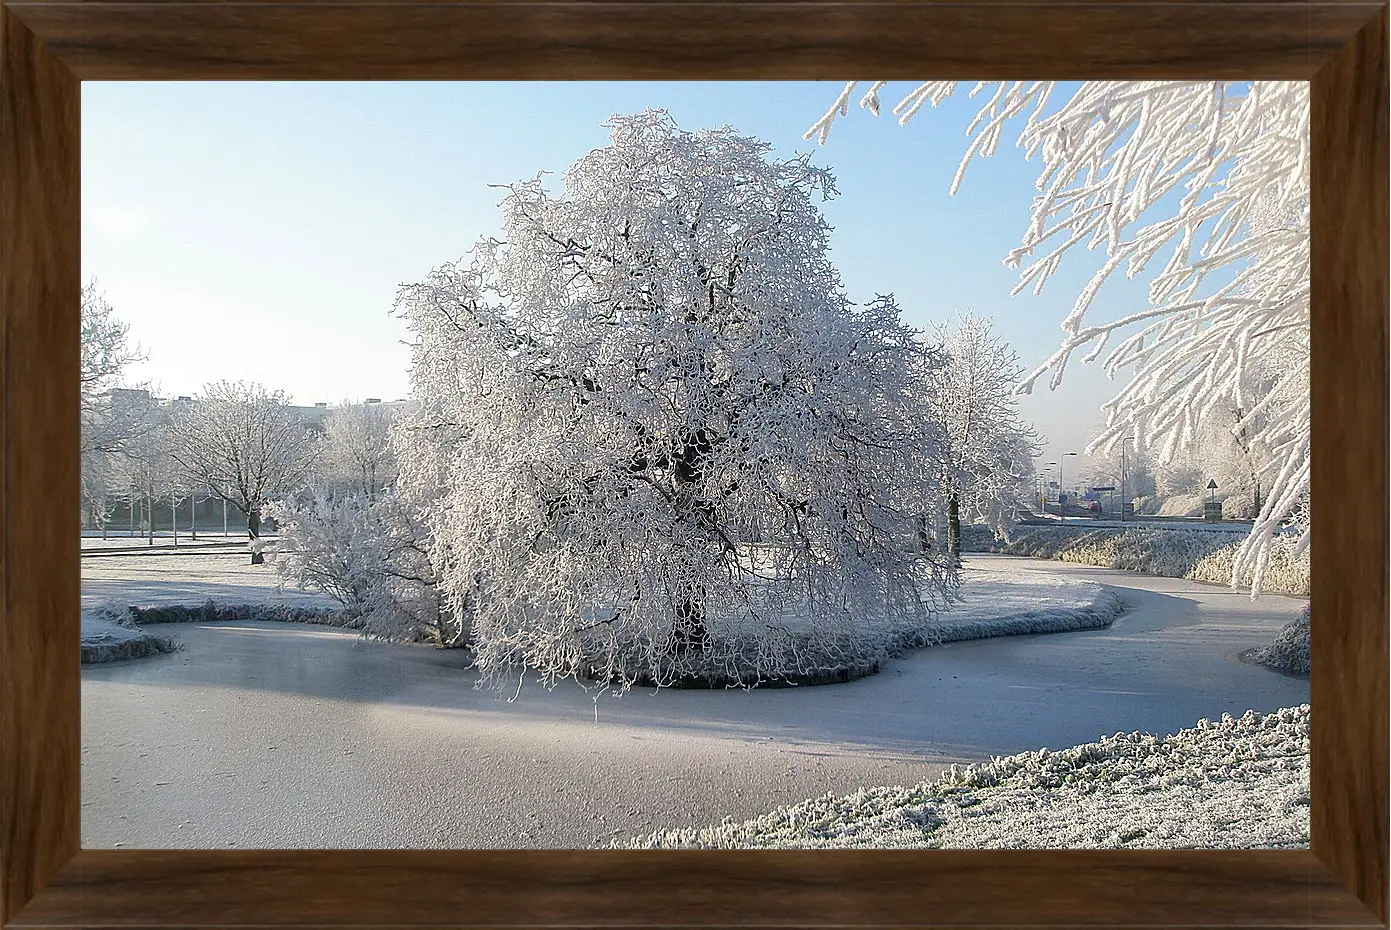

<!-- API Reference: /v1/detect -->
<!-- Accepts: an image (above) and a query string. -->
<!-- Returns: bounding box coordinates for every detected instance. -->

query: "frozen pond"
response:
[81,554,1309,849]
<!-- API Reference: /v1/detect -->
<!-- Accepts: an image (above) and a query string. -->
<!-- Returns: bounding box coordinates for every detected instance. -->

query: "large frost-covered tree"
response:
[808,81,1310,592]
[396,111,957,692]
[926,312,1040,559]
[168,381,319,563]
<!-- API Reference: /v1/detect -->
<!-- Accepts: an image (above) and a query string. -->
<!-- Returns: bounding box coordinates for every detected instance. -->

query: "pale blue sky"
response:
[82,81,1164,469]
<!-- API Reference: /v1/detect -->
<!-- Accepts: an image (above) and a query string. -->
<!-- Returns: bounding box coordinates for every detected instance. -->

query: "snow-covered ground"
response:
[81,532,262,550]
[622,704,1310,849]
[928,566,1119,643]
[81,550,334,609]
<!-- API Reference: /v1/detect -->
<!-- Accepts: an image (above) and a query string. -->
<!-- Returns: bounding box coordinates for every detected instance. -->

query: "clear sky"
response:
[82,81,1162,471]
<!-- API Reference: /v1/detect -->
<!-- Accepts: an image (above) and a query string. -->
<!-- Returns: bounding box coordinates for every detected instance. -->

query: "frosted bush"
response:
[1004,526,1308,596]
[265,490,459,646]
[624,705,1310,849]
[1250,605,1310,675]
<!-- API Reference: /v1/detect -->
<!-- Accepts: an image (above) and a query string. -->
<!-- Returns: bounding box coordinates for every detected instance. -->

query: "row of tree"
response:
[80,284,397,562]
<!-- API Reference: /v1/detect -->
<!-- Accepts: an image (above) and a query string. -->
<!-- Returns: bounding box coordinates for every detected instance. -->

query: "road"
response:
[81,555,1309,849]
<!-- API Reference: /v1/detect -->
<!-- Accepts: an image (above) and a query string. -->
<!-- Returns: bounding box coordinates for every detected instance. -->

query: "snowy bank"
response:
[622,704,1310,849]
[1001,526,1309,596]
[80,600,362,664]
[1249,605,1311,676]
[122,600,359,628]
[81,606,178,664]
[600,570,1122,689]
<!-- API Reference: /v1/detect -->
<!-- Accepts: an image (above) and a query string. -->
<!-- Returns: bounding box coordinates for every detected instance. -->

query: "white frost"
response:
[623,704,1310,849]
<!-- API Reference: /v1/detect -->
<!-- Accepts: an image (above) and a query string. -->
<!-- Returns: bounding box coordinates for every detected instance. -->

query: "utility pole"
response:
[1120,442,1128,523]
[1061,452,1079,522]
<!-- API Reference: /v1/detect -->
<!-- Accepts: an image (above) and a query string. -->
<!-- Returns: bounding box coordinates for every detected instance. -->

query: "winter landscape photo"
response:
[81,81,1312,850]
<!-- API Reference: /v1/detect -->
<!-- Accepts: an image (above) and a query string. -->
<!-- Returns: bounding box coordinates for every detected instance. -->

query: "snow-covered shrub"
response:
[265,490,460,647]
[1222,494,1260,520]
[959,523,1005,553]
[1157,464,1206,498]
[623,704,1310,849]
[1251,605,1311,675]
[80,606,179,664]
[127,600,360,628]
[1004,526,1309,596]
[1131,495,1162,516]
[89,599,141,629]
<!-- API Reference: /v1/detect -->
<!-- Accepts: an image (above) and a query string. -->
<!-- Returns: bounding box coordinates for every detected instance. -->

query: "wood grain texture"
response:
[0,0,1387,927]
[0,4,80,925]
[1310,5,1391,926]
[8,849,1387,926]
[0,1,1379,80]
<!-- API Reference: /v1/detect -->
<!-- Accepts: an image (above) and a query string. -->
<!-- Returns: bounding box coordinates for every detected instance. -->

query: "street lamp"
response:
[1061,452,1079,522]
[1118,437,1135,522]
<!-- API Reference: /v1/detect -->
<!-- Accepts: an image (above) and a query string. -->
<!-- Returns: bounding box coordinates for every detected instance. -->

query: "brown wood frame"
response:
[1,2,1386,926]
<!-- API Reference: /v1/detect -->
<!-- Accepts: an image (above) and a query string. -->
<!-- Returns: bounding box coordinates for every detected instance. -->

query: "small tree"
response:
[169,381,319,563]
[109,397,176,544]
[396,111,957,692]
[80,280,148,456]
[925,312,1041,561]
[266,488,455,645]
[80,281,153,534]
[318,402,397,500]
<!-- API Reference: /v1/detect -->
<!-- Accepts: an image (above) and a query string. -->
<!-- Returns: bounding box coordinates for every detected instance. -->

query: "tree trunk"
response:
[918,514,930,552]
[671,593,710,655]
[248,507,263,565]
[947,494,961,566]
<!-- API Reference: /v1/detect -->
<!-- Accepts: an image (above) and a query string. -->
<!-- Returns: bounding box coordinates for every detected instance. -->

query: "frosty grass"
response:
[999,525,1309,596]
[1250,605,1311,676]
[622,705,1310,849]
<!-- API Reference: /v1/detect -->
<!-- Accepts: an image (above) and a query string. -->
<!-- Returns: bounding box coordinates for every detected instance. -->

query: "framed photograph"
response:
[2,2,1385,927]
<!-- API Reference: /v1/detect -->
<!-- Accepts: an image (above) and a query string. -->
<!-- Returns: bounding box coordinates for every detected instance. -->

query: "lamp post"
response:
[1119,437,1134,522]
[1061,452,1079,522]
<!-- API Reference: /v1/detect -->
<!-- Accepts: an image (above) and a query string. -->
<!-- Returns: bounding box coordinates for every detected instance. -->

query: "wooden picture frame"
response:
[2,2,1386,926]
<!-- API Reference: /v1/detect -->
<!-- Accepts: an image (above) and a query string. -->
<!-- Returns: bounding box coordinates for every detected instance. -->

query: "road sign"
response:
[1090,486,1116,492]
[1206,479,1219,490]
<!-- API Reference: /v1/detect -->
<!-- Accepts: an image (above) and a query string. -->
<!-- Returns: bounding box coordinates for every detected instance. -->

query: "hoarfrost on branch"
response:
[396,111,959,693]
[808,81,1310,592]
